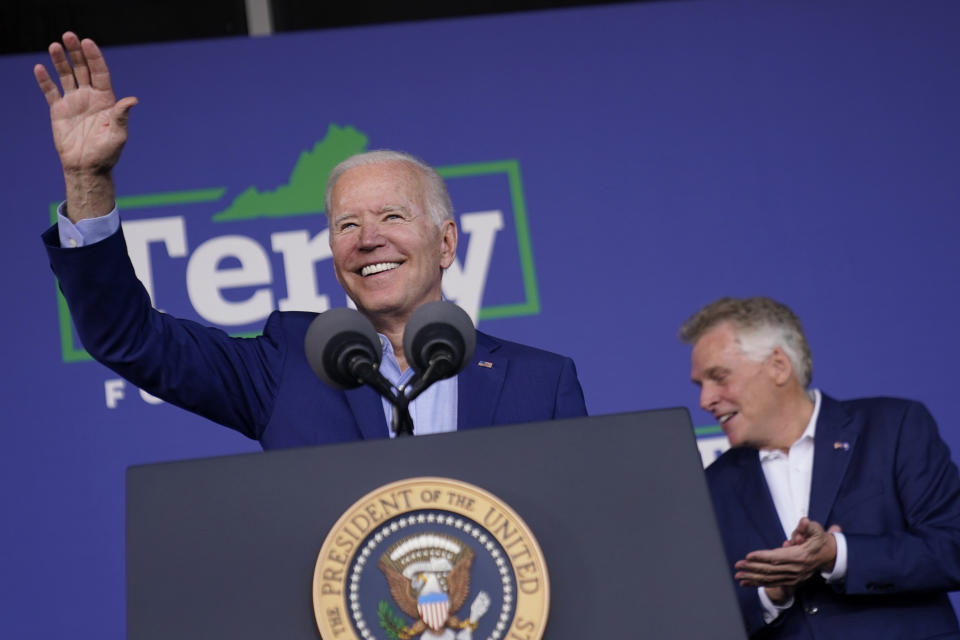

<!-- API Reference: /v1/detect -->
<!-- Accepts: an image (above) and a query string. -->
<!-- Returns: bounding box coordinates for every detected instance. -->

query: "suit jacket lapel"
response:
[344,385,390,440]
[457,332,507,431]
[809,393,859,525]
[735,453,790,546]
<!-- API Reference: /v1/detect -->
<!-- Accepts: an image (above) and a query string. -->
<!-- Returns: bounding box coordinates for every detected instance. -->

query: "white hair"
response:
[680,296,813,387]
[323,149,453,227]
[736,325,810,387]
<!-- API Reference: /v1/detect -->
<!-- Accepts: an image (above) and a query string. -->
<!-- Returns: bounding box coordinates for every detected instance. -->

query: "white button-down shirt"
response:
[756,389,848,621]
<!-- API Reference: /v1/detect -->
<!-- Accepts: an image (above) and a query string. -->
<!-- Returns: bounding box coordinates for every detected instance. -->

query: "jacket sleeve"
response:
[43,224,282,440]
[843,401,960,595]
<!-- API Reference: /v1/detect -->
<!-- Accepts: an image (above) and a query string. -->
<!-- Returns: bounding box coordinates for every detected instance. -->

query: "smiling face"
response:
[690,322,787,449]
[328,161,457,330]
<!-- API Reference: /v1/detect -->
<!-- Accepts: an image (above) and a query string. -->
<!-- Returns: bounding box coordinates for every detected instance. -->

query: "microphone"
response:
[304,308,392,397]
[402,301,476,401]
[303,302,476,438]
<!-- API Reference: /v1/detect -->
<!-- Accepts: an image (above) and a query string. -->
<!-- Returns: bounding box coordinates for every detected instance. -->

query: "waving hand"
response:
[34,32,137,221]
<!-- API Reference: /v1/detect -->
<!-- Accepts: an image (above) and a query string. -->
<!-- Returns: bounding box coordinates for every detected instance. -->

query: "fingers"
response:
[33,64,61,106]
[112,96,139,127]
[786,517,826,546]
[744,547,803,564]
[48,39,76,93]
[739,576,801,588]
[38,32,118,108]
[46,32,104,95]
[739,549,809,578]
[737,525,832,587]
[792,517,814,536]
[735,559,811,587]
[805,518,826,535]
[81,38,112,91]
[827,524,843,534]
[66,33,91,87]
[737,556,804,573]
[736,570,805,587]
[785,519,807,545]
[747,541,821,569]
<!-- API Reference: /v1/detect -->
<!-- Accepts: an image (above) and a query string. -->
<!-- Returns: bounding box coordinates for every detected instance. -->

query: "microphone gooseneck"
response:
[304,302,476,437]
[402,301,477,403]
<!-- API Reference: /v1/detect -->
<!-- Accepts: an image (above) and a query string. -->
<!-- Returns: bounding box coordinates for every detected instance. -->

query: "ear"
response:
[438,219,458,269]
[766,347,794,386]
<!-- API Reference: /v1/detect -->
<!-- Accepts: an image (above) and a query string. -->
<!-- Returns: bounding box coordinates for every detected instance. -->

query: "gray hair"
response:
[679,296,813,387]
[323,149,454,227]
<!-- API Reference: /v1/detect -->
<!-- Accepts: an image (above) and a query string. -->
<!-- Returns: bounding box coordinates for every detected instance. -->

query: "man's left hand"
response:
[734,517,839,587]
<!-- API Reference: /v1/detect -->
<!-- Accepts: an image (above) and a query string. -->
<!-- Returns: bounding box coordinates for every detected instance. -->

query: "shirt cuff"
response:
[759,587,794,624]
[821,531,847,583]
[57,202,120,247]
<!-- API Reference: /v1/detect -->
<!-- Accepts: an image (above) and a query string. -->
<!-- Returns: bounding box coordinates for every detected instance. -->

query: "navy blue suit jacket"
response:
[707,393,960,639]
[43,226,587,449]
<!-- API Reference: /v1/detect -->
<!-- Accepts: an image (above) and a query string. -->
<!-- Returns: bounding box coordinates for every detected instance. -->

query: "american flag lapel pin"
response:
[478,361,494,368]
[833,441,850,451]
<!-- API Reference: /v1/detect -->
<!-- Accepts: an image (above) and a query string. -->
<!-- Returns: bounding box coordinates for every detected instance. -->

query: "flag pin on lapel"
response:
[478,361,494,368]
[833,441,850,451]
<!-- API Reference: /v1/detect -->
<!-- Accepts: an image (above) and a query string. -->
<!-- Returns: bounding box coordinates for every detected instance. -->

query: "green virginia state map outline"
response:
[50,124,540,363]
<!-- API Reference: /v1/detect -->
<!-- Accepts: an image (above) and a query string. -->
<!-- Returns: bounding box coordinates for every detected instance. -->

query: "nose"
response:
[357,219,385,249]
[699,383,717,413]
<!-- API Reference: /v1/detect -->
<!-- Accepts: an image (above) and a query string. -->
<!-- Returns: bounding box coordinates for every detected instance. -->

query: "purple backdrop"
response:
[2,0,959,636]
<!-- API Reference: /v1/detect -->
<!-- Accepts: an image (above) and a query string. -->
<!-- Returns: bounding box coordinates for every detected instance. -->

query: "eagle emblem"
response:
[312,478,549,640]
[378,533,491,639]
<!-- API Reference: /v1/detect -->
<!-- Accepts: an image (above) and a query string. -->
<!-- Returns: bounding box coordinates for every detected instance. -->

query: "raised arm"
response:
[34,32,137,222]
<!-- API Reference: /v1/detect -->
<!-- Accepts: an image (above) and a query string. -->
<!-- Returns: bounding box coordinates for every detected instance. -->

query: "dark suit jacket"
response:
[43,226,587,449]
[707,393,960,639]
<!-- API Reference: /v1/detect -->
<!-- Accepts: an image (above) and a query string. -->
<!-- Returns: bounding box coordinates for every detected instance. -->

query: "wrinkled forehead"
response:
[330,160,426,211]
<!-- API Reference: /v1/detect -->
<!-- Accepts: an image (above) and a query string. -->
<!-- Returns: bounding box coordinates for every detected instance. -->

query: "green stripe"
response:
[438,159,541,320]
[117,188,226,208]
[694,424,724,437]
[438,160,516,178]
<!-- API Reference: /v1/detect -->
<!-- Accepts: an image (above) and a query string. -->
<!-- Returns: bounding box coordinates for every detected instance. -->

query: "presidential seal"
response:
[313,477,549,640]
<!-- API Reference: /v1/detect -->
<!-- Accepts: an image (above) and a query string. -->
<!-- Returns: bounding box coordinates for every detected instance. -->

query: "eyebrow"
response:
[704,366,728,380]
[692,366,728,384]
[332,205,410,225]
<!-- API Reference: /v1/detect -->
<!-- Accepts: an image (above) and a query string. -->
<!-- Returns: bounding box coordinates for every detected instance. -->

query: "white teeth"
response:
[361,262,400,277]
[719,413,736,424]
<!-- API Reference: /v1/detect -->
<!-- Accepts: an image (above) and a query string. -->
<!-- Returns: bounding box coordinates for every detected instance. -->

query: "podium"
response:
[127,409,746,638]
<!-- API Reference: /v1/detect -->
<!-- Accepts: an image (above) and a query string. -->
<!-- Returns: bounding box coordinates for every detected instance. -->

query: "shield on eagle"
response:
[417,590,450,631]
[379,532,476,634]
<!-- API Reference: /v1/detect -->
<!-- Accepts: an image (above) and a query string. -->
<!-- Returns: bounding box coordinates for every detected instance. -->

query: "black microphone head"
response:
[403,301,476,378]
[304,308,381,390]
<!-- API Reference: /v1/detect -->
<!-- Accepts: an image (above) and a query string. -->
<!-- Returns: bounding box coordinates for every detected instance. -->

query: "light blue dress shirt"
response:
[377,336,458,437]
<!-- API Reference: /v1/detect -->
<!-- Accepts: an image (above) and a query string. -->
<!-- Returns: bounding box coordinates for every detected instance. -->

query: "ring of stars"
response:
[348,511,516,640]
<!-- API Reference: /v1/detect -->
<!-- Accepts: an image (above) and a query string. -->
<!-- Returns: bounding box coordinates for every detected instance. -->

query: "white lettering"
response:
[123,217,188,306]
[186,235,275,326]
[442,210,504,324]
[105,379,126,408]
[270,229,331,313]
[118,211,503,329]
[138,388,165,405]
